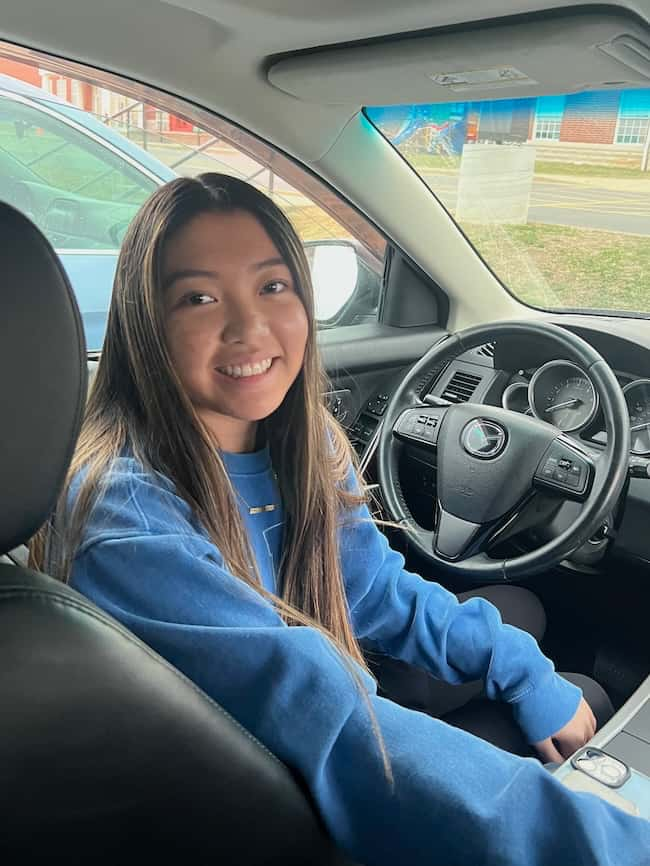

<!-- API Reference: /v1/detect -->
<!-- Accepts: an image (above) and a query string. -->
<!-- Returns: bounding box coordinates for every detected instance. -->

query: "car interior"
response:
[1,0,650,857]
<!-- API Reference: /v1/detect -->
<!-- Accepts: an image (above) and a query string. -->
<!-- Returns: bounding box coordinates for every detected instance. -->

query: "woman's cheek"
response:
[279,299,309,354]
[166,317,208,381]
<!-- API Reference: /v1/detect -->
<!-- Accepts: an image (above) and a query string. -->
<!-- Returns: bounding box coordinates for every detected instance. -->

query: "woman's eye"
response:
[186,293,216,306]
[262,280,288,295]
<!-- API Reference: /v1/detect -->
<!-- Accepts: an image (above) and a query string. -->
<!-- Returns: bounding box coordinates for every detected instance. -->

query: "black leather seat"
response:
[0,201,351,864]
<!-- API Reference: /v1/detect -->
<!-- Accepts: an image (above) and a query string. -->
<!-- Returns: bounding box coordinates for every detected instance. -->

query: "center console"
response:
[555,675,650,819]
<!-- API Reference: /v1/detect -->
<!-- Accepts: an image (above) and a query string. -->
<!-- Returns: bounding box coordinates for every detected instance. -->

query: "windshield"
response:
[366,89,650,317]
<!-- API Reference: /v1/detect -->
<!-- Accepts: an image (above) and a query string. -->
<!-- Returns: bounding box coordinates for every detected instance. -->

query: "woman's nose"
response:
[220,299,270,344]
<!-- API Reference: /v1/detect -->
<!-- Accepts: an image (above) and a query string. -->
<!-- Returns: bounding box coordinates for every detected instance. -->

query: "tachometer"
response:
[623,379,650,456]
[502,382,531,415]
[529,360,598,432]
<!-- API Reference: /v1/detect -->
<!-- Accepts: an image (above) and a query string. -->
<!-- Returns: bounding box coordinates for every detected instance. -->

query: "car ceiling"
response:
[1,0,649,164]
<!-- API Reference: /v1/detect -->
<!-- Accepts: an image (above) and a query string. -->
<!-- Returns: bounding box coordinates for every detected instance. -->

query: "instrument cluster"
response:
[501,361,650,456]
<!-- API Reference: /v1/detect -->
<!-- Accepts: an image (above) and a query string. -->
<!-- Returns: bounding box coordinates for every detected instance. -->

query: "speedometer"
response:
[529,360,598,432]
[623,379,650,456]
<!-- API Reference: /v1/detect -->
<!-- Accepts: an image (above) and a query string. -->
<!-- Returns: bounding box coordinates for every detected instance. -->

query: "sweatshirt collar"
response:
[218,444,272,475]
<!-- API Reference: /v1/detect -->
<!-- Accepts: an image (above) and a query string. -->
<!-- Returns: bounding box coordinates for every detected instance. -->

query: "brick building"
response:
[0,57,193,134]
[534,90,650,145]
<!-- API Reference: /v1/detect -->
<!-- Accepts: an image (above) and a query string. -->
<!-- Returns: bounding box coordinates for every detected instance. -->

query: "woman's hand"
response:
[533,698,596,763]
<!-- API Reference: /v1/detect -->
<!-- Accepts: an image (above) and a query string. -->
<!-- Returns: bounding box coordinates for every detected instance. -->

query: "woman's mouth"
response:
[216,357,274,380]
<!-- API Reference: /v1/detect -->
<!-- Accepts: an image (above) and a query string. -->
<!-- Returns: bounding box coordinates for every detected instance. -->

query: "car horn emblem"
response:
[462,419,507,459]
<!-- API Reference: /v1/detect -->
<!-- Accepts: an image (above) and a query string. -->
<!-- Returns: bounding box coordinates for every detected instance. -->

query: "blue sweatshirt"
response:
[69,447,650,864]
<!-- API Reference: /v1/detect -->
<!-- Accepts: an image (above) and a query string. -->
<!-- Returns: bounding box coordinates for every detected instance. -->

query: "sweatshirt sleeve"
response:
[339,495,580,744]
[68,469,650,866]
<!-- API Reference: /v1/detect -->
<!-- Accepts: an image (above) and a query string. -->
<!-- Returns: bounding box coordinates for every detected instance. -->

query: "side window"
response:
[0,95,160,249]
[0,51,385,352]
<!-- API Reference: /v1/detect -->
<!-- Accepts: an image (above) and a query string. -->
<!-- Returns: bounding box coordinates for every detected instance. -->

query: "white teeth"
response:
[219,358,273,379]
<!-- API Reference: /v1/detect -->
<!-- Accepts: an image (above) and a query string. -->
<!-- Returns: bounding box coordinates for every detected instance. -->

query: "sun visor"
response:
[268,9,650,106]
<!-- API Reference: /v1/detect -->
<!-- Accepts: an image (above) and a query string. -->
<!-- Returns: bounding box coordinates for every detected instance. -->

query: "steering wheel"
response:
[377,321,630,583]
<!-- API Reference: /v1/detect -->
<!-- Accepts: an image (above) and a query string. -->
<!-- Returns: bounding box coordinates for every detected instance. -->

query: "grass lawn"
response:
[462,222,650,314]
[408,153,460,172]
[282,203,350,242]
[407,152,648,180]
[533,161,648,180]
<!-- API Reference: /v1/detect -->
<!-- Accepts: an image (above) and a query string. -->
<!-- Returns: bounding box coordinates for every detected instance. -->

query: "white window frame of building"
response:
[615,115,650,145]
[533,117,562,141]
[615,90,650,145]
[70,78,82,109]
[533,95,565,142]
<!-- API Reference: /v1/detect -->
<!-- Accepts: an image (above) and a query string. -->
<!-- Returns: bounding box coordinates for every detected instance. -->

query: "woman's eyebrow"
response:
[249,256,286,272]
[164,258,286,290]
[163,269,218,290]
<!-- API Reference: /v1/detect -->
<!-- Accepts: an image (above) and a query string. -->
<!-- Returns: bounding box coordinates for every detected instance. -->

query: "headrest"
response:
[0,202,87,555]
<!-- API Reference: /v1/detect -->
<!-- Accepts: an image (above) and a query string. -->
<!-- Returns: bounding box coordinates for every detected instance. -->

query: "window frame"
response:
[0,40,390,339]
[615,115,650,145]
[533,117,562,141]
[0,43,386,260]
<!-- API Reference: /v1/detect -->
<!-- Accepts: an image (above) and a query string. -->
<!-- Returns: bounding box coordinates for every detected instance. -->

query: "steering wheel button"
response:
[554,468,568,483]
[566,473,580,488]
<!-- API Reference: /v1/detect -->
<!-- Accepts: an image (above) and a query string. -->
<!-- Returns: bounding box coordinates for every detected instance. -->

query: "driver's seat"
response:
[0,201,350,864]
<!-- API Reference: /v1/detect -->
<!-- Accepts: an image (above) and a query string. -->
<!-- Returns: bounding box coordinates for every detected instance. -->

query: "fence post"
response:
[642,119,650,172]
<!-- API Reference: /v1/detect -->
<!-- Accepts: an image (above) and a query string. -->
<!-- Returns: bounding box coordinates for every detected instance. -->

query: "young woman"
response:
[36,174,649,864]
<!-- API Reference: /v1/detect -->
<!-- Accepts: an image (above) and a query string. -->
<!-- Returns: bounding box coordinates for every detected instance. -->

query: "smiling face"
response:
[162,209,309,453]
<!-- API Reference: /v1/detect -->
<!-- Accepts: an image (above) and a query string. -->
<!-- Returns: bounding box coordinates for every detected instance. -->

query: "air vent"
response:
[477,342,495,358]
[442,370,482,403]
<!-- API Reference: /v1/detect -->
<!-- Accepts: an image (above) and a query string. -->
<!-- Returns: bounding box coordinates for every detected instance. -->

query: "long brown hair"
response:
[32,173,377,675]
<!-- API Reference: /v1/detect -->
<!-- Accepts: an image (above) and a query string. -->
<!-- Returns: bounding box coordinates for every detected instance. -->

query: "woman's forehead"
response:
[164,209,283,270]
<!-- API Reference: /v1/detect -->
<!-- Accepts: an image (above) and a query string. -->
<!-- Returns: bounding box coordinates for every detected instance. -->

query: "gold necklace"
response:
[248,503,277,515]
[236,469,280,515]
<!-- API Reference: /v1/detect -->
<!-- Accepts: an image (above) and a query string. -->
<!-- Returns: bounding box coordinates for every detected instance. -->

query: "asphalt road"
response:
[421,172,650,236]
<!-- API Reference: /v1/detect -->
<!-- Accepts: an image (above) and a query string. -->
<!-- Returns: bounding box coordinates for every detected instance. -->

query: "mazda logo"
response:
[461,419,507,459]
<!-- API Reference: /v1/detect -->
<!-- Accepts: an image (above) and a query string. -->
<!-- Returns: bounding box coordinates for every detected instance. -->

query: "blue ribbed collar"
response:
[218,444,272,475]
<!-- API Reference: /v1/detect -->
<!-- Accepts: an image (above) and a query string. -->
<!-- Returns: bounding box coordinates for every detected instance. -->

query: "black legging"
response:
[370,585,614,758]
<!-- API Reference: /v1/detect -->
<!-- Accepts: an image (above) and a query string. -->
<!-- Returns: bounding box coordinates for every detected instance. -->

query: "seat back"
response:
[0,202,349,864]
